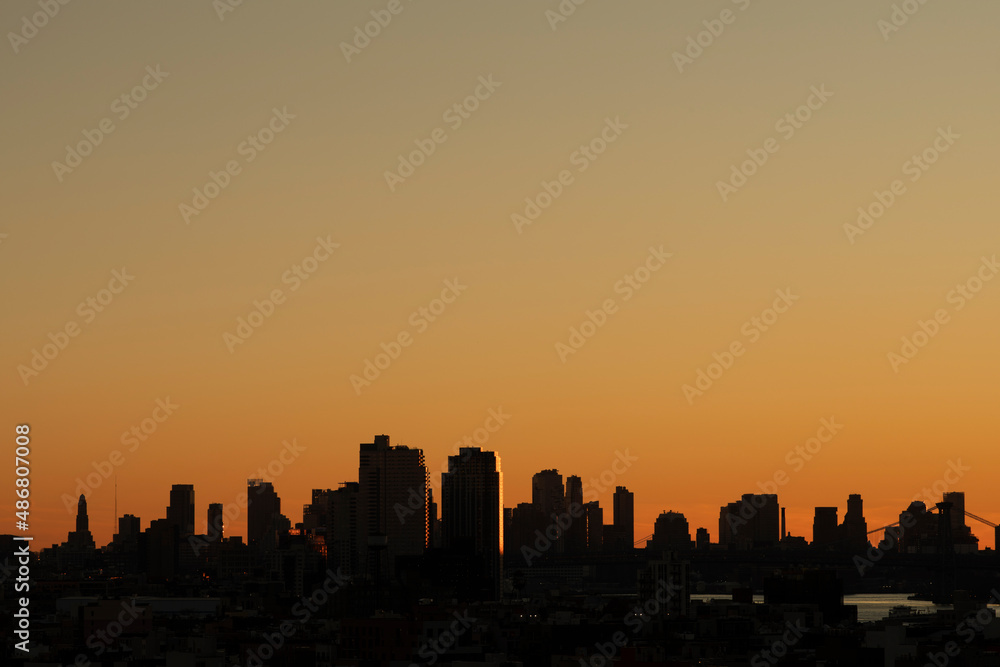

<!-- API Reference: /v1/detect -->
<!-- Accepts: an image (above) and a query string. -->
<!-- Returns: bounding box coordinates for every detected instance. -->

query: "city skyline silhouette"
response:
[4,1,999,663]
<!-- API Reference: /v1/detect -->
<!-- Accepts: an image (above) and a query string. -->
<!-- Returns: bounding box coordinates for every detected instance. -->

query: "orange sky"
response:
[2,1,998,552]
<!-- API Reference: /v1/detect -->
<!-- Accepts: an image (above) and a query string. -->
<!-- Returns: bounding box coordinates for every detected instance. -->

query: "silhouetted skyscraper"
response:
[564,475,586,553]
[719,494,779,548]
[565,475,583,507]
[892,501,937,553]
[357,435,429,579]
[944,491,965,532]
[813,507,839,547]
[505,502,543,565]
[118,513,140,540]
[532,469,564,518]
[111,513,141,573]
[207,503,223,539]
[76,494,89,533]
[839,494,868,549]
[247,479,284,550]
[613,486,634,548]
[167,484,195,536]
[944,491,979,552]
[68,494,96,550]
[583,501,604,552]
[649,511,692,551]
[144,518,178,580]
[303,489,332,533]
[428,486,439,548]
[329,481,359,577]
[442,447,502,598]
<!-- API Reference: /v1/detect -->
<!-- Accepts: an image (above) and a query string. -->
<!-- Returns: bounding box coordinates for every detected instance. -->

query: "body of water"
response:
[691,593,1000,623]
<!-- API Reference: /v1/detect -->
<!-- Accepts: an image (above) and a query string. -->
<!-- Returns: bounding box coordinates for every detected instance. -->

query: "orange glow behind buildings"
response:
[2,2,998,552]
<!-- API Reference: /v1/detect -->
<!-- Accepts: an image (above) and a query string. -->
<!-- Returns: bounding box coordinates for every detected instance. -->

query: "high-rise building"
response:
[532,469,564,518]
[111,513,141,574]
[565,475,583,503]
[68,494,96,550]
[118,514,140,540]
[441,447,502,598]
[638,552,690,623]
[505,502,543,566]
[719,494,779,548]
[207,503,224,539]
[303,489,332,533]
[695,527,710,549]
[428,486,440,548]
[613,486,635,548]
[839,494,869,549]
[944,491,979,552]
[892,501,937,554]
[583,501,603,552]
[357,435,429,578]
[144,518,178,580]
[564,475,586,553]
[648,511,692,551]
[944,491,966,529]
[813,507,839,547]
[329,482,359,577]
[76,494,89,533]
[167,484,195,537]
[247,479,285,550]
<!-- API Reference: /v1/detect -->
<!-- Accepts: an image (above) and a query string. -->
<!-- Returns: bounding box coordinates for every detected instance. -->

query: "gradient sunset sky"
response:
[2,1,999,550]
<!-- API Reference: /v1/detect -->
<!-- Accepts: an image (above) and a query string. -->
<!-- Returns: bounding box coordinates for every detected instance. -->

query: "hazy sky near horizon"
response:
[2,1,999,550]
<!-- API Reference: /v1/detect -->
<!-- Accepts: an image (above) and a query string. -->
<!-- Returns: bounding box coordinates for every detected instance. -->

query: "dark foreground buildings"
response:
[11,443,1000,665]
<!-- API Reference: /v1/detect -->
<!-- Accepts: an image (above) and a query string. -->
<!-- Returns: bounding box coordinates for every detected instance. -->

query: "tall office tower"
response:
[613,486,635,548]
[303,489,333,533]
[329,482,359,577]
[944,491,965,529]
[532,469,565,518]
[649,511,692,551]
[583,501,603,552]
[357,435,429,578]
[892,501,938,553]
[943,491,979,552]
[247,479,284,550]
[118,514,141,540]
[207,503,224,539]
[505,502,543,564]
[695,527,710,549]
[144,518,178,580]
[77,494,89,533]
[442,447,502,598]
[719,494,779,548]
[112,513,141,574]
[564,475,587,553]
[68,494,96,549]
[565,475,583,507]
[719,502,738,546]
[167,484,195,536]
[503,507,513,555]
[812,507,839,547]
[428,486,440,548]
[839,494,869,549]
